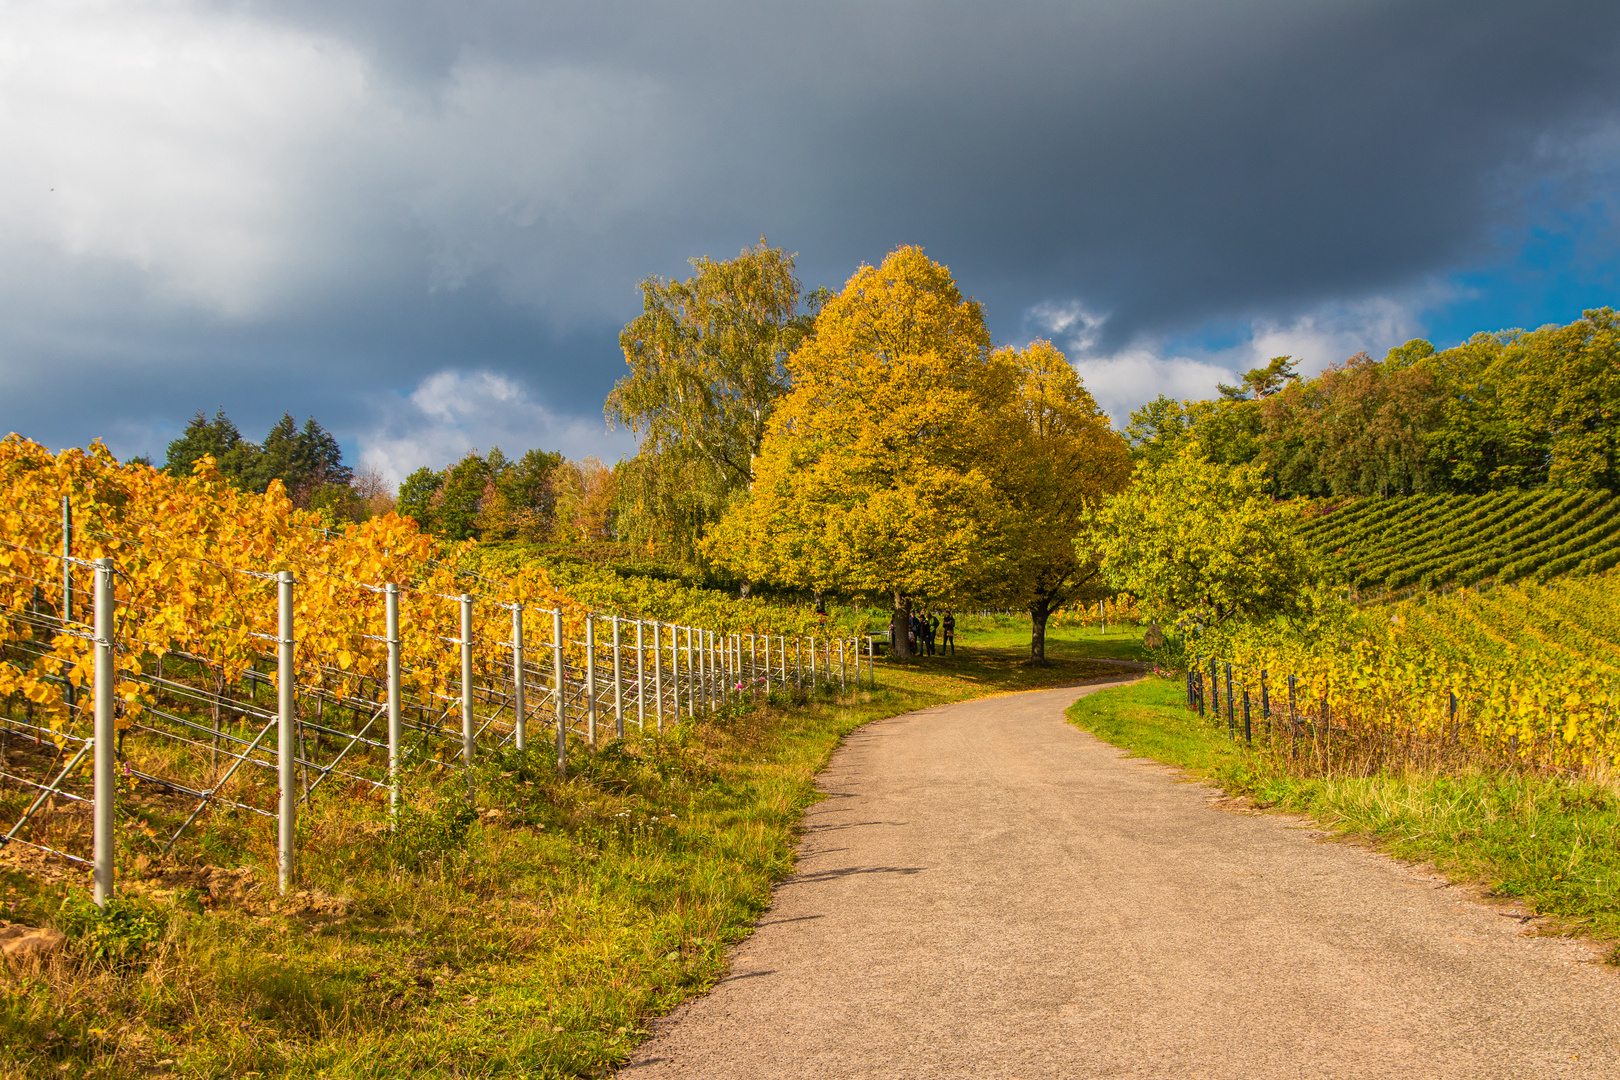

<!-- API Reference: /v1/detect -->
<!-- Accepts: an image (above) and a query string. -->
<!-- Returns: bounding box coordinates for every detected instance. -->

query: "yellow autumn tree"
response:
[979,340,1132,662]
[707,246,1014,657]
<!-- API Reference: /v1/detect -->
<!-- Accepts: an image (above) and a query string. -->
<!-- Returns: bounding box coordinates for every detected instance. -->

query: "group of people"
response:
[888,610,956,656]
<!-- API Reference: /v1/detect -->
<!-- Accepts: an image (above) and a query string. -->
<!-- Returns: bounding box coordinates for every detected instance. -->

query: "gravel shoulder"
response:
[621,681,1618,1079]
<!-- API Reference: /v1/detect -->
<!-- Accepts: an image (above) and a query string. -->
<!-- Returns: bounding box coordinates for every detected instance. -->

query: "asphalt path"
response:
[621,681,1619,1079]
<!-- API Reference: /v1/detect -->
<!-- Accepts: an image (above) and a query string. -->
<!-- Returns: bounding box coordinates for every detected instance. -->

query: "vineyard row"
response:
[2,550,869,909]
[1184,650,1619,774]
[1300,489,1620,594]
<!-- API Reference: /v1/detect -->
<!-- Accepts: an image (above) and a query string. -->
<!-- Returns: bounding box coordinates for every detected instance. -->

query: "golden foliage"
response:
[707,246,1013,605]
[0,436,590,739]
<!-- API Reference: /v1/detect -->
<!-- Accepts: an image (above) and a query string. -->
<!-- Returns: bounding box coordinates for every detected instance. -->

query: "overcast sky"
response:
[5,0,1620,483]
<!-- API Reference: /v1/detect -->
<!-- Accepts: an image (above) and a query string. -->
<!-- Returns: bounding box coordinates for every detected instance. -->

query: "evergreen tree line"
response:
[161,411,617,542]
[161,411,389,520]
[1126,309,1620,497]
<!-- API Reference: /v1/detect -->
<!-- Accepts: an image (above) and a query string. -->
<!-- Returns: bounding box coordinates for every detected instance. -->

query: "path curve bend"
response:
[622,682,1618,1079]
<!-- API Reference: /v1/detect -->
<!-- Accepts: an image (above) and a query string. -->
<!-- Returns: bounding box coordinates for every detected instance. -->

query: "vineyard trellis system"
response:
[1302,489,1620,595]
[1183,652,1619,774]
[1,510,874,909]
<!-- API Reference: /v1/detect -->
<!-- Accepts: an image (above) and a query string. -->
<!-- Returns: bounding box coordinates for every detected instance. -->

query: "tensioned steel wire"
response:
[3,510,872,877]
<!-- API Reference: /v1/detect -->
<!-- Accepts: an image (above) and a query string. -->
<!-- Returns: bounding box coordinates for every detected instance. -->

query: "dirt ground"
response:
[621,682,1619,1079]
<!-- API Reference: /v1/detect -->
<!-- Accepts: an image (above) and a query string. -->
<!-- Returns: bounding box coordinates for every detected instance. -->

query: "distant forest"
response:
[395,452,616,545]
[159,411,382,520]
[158,411,612,544]
[157,298,1619,557]
[1125,308,1620,498]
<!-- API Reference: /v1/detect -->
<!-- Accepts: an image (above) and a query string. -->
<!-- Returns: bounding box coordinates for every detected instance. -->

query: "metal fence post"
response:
[1243,688,1252,744]
[513,603,526,753]
[839,637,846,692]
[461,594,475,771]
[1225,662,1235,738]
[635,619,646,731]
[612,615,624,739]
[670,624,680,720]
[684,627,695,718]
[697,629,707,714]
[673,625,683,717]
[1260,670,1270,737]
[277,570,296,893]
[62,497,73,624]
[809,635,817,690]
[92,557,115,906]
[1288,673,1298,758]
[62,497,75,712]
[653,622,665,732]
[867,636,874,688]
[670,626,680,717]
[585,615,598,744]
[553,608,566,778]
[386,583,402,820]
[796,638,803,690]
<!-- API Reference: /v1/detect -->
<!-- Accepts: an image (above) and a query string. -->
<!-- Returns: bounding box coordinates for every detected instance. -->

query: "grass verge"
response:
[2,644,1114,1079]
[1067,677,1620,959]
[952,617,1153,665]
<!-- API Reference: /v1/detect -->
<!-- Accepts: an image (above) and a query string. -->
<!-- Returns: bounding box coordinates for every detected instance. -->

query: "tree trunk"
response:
[892,592,913,659]
[1029,598,1051,664]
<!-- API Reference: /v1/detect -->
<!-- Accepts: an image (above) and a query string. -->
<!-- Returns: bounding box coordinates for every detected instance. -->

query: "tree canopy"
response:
[607,238,820,559]
[396,447,569,542]
[1088,441,1315,627]
[1126,308,1620,497]
[979,340,1132,661]
[707,246,1010,655]
[164,410,354,512]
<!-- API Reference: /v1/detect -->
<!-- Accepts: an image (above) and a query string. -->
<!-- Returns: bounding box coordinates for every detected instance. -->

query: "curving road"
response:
[621,682,1619,1079]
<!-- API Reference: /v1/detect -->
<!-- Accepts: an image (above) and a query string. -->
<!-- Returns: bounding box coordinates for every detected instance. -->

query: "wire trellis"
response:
[1,530,877,904]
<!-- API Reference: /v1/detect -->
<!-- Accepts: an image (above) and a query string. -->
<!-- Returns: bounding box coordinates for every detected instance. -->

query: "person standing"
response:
[927,612,940,655]
[941,611,956,655]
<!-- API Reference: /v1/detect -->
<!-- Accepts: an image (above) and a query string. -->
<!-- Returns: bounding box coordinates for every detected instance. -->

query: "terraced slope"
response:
[1299,490,1620,592]
[1219,570,1620,770]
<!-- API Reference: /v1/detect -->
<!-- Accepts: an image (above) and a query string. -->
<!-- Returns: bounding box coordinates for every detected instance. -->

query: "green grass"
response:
[1,645,1119,1080]
[1068,677,1620,957]
[936,615,1154,665]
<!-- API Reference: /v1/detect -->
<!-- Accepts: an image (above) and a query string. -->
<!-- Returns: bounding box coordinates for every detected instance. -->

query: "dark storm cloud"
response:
[5,0,1620,468]
[255,0,1620,338]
